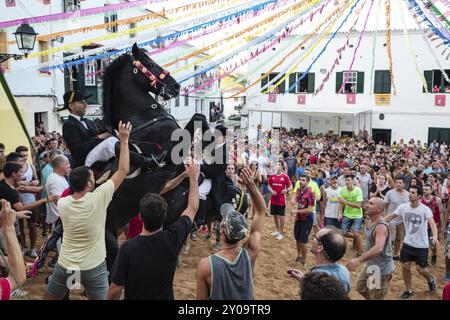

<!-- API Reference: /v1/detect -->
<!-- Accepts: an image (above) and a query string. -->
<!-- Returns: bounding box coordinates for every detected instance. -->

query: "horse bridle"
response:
[132,58,170,107]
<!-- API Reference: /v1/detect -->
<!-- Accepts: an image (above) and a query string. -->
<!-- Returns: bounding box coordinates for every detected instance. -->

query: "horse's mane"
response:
[102,53,132,133]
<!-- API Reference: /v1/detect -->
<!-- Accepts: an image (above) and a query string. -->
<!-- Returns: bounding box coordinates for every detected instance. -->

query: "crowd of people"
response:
[1,103,450,300]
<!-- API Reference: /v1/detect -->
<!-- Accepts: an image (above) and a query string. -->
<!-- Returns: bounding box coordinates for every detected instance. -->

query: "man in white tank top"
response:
[16,146,43,258]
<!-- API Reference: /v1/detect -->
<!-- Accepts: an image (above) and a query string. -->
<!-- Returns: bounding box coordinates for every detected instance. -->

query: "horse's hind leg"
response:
[105,228,119,272]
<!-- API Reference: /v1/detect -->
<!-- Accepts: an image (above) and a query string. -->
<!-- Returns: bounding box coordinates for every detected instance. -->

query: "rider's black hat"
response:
[58,90,91,111]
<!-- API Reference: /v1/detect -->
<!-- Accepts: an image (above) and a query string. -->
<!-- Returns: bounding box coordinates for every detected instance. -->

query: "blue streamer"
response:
[283,0,361,95]
[178,0,325,84]
[39,0,277,72]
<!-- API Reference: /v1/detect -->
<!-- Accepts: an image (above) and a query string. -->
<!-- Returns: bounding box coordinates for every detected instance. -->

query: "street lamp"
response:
[0,23,38,63]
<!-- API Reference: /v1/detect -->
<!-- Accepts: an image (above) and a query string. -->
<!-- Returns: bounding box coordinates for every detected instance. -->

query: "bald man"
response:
[347,197,395,300]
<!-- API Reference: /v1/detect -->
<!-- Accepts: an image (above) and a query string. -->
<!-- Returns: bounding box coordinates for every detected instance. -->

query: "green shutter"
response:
[336,72,343,93]
[308,73,315,93]
[424,70,433,93]
[261,73,268,93]
[383,70,391,94]
[374,70,383,94]
[288,73,297,93]
[357,71,364,93]
[278,75,286,93]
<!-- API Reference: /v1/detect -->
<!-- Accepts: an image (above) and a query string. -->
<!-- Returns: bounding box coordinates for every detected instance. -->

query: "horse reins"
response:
[132,59,170,90]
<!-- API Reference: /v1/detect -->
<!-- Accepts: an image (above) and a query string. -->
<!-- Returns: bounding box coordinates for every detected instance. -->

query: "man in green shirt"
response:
[338,174,363,256]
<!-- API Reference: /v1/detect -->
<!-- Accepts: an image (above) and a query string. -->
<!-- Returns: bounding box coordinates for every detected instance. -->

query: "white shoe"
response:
[271,231,280,236]
[29,248,38,258]
[11,289,27,297]
[276,233,284,240]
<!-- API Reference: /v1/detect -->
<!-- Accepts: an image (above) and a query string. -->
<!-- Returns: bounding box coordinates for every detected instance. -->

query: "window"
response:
[424,70,450,93]
[64,0,80,12]
[288,72,315,93]
[39,41,49,64]
[260,73,285,94]
[336,71,364,93]
[175,96,180,107]
[129,23,136,39]
[373,70,391,94]
[85,60,96,86]
[184,95,189,107]
[105,11,118,33]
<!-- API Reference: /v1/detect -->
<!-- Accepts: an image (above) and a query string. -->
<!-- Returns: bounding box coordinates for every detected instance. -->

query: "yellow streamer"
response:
[227,0,351,98]
[385,0,397,95]
[262,0,356,94]
[397,0,428,92]
[171,0,311,74]
[27,0,243,59]
[164,0,312,69]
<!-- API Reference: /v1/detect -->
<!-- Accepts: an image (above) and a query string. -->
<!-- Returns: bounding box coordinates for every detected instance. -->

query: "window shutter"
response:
[357,71,364,93]
[278,76,286,94]
[261,74,268,93]
[424,70,433,93]
[374,70,383,94]
[336,72,343,93]
[308,73,315,93]
[383,70,391,94]
[288,73,297,93]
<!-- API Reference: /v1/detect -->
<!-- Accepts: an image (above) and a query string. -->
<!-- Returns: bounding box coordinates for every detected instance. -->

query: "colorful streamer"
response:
[227,0,351,98]
[278,0,360,94]
[369,0,382,94]
[338,0,375,94]
[397,0,429,93]
[0,0,169,29]
[385,0,397,95]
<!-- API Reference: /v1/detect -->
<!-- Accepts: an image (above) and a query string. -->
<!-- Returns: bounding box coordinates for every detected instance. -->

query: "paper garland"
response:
[385,0,397,95]
[0,0,169,29]
[338,0,375,94]
[397,0,429,93]
[280,0,360,94]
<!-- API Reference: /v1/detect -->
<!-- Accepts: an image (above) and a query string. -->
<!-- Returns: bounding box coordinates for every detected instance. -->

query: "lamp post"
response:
[0,23,38,64]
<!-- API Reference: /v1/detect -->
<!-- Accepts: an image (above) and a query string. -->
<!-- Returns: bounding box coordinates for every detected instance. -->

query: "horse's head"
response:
[131,43,180,100]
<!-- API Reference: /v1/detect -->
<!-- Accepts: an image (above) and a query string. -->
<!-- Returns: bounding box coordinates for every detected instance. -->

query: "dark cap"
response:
[220,203,248,241]
[60,91,91,111]
[215,125,227,137]
[330,174,338,180]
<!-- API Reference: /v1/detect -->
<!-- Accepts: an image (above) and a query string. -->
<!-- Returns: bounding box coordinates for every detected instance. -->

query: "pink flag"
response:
[347,93,356,104]
[268,94,277,103]
[5,0,16,7]
[435,95,446,107]
[297,95,306,105]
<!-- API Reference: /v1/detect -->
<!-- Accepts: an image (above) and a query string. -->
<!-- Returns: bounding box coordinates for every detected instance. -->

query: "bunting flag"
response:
[268,94,277,103]
[375,94,390,105]
[297,95,306,105]
[346,93,356,104]
[435,94,446,106]
[5,0,15,7]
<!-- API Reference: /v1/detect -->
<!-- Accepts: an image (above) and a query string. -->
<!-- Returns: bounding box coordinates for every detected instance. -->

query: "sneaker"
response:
[431,255,437,266]
[21,247,28,256]
[190,233,198,241]
[295,256,305,265]
[11,289,27,297]
[271,231,280,236]
[276,233,284,240]
[393,256,401,261]
[428,276,437,293]
[400,290,414,299]
[29,248,38,259]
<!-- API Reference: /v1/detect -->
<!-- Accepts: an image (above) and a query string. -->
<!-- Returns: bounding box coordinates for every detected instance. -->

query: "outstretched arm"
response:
[110,121,132,191]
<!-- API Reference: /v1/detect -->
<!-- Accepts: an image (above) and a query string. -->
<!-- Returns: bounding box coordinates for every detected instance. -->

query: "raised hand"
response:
[115,121,133,142]
[0,199,17,227]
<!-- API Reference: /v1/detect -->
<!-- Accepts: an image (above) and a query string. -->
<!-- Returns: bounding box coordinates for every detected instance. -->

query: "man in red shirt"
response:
[268,161,292,240]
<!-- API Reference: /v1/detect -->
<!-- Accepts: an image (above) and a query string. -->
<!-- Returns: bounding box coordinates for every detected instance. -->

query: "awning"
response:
[247,106,371,117]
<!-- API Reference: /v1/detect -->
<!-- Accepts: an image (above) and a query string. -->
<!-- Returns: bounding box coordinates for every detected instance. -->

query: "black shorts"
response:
[270,204,286,216]
[294,218,313,244]
[400,243,429,268]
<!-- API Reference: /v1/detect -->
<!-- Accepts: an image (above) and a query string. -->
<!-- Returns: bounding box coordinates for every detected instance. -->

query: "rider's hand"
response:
[97,132,112,140]
[116,121,132,143]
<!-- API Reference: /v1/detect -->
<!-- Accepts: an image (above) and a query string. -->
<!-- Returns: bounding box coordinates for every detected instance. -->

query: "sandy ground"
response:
[14,206,448,300]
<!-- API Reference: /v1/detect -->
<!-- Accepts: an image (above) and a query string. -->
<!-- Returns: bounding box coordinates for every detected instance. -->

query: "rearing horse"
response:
[102,43,182,269]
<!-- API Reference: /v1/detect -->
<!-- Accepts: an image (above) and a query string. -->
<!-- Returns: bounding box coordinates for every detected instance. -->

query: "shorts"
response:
[18,208,37,224]
[341,216,363,233]
[400,243,429,268]
[270,204,286,216]
[324,217,342,229]
[312,212,318,226]
[356,269,393,300]
[445,229,450,257]
[390,223,405,242]
[294,218,313,244]
[46,261,109,300]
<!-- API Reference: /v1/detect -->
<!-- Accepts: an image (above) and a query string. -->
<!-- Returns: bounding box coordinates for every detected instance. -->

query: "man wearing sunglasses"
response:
[288,227,350,293]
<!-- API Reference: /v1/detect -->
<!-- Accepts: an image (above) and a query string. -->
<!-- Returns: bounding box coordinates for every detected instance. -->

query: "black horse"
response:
[102,43,183,269]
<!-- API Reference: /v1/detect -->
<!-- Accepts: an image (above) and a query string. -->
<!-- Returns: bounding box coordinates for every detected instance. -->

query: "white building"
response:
[246,29,450,145]
[0,0,219,136]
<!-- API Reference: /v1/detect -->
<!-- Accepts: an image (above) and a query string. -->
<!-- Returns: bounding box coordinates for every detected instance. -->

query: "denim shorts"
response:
[46,261,109,300]
[324,217,342,229]
[341,216,363,233]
